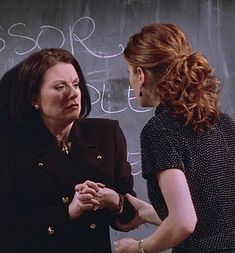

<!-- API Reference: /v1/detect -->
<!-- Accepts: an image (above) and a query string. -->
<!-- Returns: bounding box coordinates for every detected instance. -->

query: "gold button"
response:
[48,226,55,235]
[38,162,44,167]
[62,196,69,204]
[96,155,102,160]
[90,223,96,229]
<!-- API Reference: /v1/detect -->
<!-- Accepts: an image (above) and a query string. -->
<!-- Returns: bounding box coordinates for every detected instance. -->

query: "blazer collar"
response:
[69,119,97,150]
[30,119,97,154]
[29,120,100,184]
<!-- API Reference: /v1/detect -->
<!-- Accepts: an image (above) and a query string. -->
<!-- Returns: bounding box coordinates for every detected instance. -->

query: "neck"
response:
[44,120,74,142]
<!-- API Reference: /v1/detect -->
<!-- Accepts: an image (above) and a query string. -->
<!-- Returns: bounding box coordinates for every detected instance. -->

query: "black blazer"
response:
[0,118,135,253]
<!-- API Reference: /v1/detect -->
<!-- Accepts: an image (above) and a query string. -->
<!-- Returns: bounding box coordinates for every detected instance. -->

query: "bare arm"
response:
[143,169,197,252]
[114,169,197,253]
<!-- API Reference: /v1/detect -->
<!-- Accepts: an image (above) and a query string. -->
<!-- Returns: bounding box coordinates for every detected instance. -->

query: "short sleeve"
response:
[141,125,185,179]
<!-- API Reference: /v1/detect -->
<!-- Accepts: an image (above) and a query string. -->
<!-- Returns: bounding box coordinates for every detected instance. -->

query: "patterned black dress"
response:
[141,104,235,253]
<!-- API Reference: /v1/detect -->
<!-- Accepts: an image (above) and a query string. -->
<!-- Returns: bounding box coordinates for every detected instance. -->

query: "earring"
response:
[34,104,39,110]
[139,90,143,97]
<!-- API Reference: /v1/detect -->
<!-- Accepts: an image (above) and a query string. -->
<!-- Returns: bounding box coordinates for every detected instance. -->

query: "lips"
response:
[65,103,79,109]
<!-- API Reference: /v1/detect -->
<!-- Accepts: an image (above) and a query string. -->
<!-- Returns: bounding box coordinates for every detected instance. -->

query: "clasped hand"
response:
[68,180,119,219]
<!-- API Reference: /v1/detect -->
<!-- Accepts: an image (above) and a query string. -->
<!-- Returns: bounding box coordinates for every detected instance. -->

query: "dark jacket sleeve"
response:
[110,120,136,227]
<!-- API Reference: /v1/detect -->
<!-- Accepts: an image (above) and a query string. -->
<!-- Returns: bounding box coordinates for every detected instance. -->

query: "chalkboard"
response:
[0,0,235,252]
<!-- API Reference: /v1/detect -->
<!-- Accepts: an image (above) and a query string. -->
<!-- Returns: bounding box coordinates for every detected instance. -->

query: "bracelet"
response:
[138,239,148,253]
[113,193,124,214]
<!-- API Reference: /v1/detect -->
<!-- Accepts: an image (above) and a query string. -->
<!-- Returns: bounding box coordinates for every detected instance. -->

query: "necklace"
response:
[57,140,71,155]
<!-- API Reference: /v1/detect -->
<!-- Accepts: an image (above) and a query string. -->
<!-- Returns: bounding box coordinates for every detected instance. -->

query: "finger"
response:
[78,193,94,201]
[84,180,100,191]
[97,182,105,188]
[79,187,98,196]
[125,193,136,201]
[75,184,86,193]
[81,203,94,211]
[113,241,119,252]
[89,199,100,206]
[79,199,100,206]
[93,192,103,200]
[78,196,100,206]
[75,184,99,197]
[125,193,141,206]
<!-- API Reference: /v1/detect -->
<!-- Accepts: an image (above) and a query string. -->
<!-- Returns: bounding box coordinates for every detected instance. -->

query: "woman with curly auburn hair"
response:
[114,24,235,253]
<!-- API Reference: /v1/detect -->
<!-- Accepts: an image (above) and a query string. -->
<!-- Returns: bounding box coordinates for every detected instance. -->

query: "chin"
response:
[68,113,80,122]
[73,114,81,121]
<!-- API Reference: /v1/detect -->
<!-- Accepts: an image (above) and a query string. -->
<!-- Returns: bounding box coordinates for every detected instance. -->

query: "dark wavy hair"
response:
[0,63,22,130]
[6,48,91,126]
[124,23,220,134]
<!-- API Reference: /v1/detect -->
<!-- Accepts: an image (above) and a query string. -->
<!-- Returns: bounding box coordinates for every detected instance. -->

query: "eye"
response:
[55,83,66,91]
[73,82,80,89]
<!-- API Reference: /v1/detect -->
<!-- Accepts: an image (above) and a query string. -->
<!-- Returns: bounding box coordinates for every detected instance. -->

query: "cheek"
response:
[129,77,138,91]
[40,100,57,115]
[39,93,62,109]
[129,75,135,88]
[77,89,82,101]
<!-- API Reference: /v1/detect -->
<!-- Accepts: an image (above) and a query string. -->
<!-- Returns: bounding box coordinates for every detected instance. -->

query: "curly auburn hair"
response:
[124,23,220,134]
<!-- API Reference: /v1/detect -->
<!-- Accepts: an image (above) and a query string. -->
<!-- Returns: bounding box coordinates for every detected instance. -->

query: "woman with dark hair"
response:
[0,48,135,253]
[114,24,235,253]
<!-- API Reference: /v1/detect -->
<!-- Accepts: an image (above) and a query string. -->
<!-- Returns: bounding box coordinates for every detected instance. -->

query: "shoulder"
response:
[75,118,121,137]
[216,111,235,138]
[82,117,118,126]
[79,118,119,129]
[73,118,126,147]
[140,108,196,149]
[218,111,235,126]
[141,111,183,139]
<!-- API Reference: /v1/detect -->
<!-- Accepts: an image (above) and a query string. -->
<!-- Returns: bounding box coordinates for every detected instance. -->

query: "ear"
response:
[136,67,147,87]
[31,95,39,107]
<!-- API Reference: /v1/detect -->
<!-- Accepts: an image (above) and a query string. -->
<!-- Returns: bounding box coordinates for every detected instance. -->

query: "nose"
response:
[68,85,79,99]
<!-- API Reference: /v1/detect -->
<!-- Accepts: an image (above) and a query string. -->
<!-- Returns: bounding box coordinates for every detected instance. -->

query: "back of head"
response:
[9,48,91,127]
[124,23,220,134]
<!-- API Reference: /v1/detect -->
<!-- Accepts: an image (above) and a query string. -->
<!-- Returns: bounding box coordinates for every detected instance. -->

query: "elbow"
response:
[181,221,197,237]
[178,214,197,238]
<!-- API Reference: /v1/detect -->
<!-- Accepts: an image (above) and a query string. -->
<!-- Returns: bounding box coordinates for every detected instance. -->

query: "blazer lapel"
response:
[30,120,108,185]
[69,120,108,183]
[32,125,81,185]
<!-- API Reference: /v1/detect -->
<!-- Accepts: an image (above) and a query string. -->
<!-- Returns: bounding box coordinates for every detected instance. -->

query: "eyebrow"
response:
[72,77,80,82]
[51,77,79,85]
